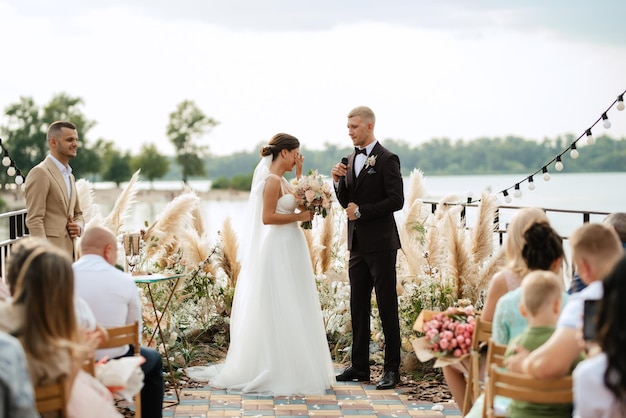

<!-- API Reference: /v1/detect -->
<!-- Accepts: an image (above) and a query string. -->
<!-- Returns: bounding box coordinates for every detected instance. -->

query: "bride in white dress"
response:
[210,133,336,395]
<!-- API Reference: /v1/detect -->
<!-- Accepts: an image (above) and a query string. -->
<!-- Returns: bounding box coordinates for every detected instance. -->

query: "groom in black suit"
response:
[331,106,404,390]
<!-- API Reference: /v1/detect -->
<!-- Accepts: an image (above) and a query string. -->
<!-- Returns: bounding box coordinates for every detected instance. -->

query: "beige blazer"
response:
[24,156,84,259]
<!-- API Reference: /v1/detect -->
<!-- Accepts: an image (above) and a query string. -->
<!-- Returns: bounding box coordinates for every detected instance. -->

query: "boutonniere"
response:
[365,155,377,174]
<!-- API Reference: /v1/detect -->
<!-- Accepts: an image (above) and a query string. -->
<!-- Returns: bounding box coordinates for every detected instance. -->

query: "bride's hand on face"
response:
[295,153,304,179]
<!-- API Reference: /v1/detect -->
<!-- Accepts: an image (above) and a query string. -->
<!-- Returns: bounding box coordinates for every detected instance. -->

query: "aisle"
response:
[156,381,461,418]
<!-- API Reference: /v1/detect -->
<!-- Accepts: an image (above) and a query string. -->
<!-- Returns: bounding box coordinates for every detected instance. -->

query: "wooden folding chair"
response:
[484,363,573,418]
[98,321,142,418]
[462,316,492,415]
[35,375,68,417]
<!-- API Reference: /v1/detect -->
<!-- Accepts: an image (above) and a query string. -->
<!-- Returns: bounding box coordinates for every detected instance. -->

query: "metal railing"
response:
[0,208,29,280]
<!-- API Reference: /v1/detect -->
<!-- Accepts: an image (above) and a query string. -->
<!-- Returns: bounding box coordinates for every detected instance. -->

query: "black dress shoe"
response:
[376,371,400,390]
[336,366,370,382]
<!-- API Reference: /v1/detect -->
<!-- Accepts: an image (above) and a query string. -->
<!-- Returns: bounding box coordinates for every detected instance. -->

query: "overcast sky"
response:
[1,0,625,157]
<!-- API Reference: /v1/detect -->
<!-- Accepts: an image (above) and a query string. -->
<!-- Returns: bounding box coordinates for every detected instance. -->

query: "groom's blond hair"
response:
[348,106,375,124]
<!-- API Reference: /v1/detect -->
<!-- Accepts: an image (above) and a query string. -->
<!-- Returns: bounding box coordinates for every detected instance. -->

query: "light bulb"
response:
[586,129,595,145]
[7,166,15,176]
[528,176,535,190]
[513,184,521,198]
[570,145,579,159]
[503,190,512,203]
[542,167,551,181]
[617,95,624,111]
[1,156,10,167]
[15,175,24,185]
[466,191,473,204]
[555,156,564,171]
[602,113,611,129]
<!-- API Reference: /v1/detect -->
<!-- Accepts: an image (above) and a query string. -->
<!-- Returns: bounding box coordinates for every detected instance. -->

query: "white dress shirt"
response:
[73,254,142,360]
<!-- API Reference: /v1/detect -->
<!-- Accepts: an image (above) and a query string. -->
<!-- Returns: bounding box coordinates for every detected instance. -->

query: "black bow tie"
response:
[355,147,367,156]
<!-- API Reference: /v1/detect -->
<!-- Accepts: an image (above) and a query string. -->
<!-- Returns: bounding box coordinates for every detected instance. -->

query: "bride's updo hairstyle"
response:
[521,221,564,271]
[260,133,300,160]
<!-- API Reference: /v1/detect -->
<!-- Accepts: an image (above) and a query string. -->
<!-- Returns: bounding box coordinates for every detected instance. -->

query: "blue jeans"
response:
[120,345,164,418]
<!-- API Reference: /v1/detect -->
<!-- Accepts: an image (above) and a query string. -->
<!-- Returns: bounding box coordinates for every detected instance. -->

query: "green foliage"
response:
[131,143,170,186]
[102,148,132,187]
[166,100,218,183]
[210,173,253,191]
[0,93,101,183]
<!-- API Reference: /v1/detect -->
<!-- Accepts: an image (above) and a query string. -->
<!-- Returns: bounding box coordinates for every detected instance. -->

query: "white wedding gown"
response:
[209,176,336,395]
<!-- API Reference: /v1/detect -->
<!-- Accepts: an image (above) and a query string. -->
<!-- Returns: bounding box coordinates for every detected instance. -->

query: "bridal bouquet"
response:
[411,305,476,367]
[291,169,333,229]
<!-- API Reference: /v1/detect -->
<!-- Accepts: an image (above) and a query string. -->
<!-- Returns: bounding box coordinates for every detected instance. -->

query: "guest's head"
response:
[6,237,51,295]
[570,223,622,285]
[46,120,79,163]
[260,133,300,161]
[604,212,626,244]
[597,254,626,409]
[504,207,550,279]
[519,270,562,323]
[80,226,118,266]
[11,246,81,359]
[522,221,564,273]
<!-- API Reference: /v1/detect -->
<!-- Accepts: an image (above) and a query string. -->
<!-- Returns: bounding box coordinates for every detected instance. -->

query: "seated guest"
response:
[3,237,97,331]
[503,271,576,418]
[74,226,164,418]
[0,330,39,417]
[573,254,626,417]
[493,221,568,345]
[568,212,626,294]
[506,223,623,378]
[0,245,119,417]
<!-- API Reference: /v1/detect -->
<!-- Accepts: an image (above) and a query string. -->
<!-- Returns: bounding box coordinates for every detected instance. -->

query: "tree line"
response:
[1,93,625,192]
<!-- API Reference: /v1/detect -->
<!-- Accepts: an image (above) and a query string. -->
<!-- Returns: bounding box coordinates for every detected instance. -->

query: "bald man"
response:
[73,226,164,418]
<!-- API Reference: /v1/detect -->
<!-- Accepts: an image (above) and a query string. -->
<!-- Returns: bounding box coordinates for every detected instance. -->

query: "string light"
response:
[15,170,24,186]
[465,89,623,205]
[503,189,512,203]
[466,191,473,204]
[513,183,521,198]
[555,155,564,171]
[1,150,10,167]
[6,165,15,177]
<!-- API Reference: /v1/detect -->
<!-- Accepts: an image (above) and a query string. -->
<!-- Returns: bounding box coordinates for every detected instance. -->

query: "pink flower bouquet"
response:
[411,306,476,367]
[292,169,333,229]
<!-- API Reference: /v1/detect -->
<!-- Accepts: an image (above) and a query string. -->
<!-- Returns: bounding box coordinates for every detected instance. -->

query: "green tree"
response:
[102,145,132,187]
[166,100,218,184]
[0,93,98,183]
[131,143,170,188]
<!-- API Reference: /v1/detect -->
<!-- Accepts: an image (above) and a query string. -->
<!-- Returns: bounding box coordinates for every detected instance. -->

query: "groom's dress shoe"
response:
[336,366,370,382]
[376,371,400,390]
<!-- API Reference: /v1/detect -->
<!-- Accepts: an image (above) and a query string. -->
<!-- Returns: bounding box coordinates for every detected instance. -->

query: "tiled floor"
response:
[154,381,461,418]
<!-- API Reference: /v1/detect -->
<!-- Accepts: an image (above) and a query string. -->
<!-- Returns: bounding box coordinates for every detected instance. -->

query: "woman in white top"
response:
[573,254,626,418]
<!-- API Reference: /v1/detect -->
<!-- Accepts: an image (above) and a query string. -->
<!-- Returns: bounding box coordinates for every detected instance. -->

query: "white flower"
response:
[366,155,377,168]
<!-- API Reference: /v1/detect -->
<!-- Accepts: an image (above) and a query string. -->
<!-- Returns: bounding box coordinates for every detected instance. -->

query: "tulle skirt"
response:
[210,222,336,395]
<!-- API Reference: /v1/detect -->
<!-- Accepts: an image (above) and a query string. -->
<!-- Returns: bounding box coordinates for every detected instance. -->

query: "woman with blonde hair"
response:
[0,244,120,417]
[443,207,549,412]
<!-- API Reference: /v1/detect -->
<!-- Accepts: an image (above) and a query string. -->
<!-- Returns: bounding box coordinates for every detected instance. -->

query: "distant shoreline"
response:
[1,187,250,211]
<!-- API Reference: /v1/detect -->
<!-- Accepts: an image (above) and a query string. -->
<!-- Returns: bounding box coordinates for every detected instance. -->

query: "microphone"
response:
[337,157,349,195]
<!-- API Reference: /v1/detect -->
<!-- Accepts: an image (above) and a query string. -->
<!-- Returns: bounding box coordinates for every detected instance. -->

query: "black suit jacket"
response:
[336,142,404,253]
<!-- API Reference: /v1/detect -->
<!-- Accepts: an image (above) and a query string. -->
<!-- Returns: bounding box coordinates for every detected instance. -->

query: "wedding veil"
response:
[239,155,271,265]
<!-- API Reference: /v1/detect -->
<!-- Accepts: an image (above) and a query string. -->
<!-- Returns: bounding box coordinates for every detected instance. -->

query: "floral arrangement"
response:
[422,305,476,358]
[291,169,334,229]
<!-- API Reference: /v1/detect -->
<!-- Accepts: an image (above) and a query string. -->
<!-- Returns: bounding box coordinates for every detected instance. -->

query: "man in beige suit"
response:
[25,121,84,259]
